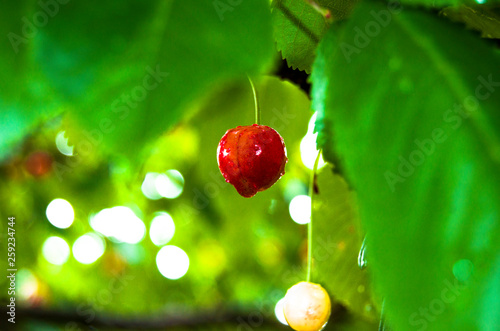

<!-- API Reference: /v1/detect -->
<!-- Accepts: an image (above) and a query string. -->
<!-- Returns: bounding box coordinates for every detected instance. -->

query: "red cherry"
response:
[25,151,53,178]
[217,124,287,198]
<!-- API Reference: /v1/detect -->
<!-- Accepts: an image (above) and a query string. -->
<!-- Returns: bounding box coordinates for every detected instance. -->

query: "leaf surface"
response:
[311,2,500,329]
[271,0,357,73]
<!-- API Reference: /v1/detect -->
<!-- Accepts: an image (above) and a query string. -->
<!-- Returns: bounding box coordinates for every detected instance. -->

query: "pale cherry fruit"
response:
[283,281,331,331]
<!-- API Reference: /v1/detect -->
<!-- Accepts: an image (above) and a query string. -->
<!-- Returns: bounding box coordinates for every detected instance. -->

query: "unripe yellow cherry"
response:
[283,282,331,331]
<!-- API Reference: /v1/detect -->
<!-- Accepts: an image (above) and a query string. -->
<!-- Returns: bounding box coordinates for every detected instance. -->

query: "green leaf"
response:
[271,0,357,73]
[442,5,500,38]
[312,2,500,330]
[313,167,376,321]
[34,0,274,157]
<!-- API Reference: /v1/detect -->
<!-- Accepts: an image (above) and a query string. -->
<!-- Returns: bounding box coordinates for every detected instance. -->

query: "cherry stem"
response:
[307,150,322,283]
[247,76,260,125]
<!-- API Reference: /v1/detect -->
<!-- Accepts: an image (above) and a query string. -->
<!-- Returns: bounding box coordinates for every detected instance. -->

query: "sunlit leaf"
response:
[313,167,376,321]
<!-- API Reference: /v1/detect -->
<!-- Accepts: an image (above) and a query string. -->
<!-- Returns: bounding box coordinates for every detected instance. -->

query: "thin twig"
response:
[247,76,260,125]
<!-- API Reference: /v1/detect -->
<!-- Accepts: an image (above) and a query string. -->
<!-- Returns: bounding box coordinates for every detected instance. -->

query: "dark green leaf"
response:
[271,0,357,73]
[312,1,500,330]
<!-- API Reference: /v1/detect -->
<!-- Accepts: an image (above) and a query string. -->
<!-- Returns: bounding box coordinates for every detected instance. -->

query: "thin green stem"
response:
[247,76,260,125]
[307,150,322,283]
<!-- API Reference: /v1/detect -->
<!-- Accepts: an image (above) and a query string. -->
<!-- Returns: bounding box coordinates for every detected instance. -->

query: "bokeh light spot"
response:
[42,236,70,265]
[155,169,184,199]
[156,245,189,280]
[289,195,311,224]
[17,269,39,302]
[300,112,326,170]
[150,212,176,246]
[46,198,74,229]
[141,172,162,200]
[73,233,105,264]
[90,206,146,244]
[55,131,74,156]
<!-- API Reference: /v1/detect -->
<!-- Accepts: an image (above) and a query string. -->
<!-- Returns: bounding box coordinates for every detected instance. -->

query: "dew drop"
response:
[358,237,367,270]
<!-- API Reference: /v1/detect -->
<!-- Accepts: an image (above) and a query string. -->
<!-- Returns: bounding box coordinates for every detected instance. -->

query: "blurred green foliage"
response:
[0,0,499,330]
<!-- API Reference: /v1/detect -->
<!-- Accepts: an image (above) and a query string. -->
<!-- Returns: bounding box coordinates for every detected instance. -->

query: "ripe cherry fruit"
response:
[217,124,287,198]
[283,281,331,331]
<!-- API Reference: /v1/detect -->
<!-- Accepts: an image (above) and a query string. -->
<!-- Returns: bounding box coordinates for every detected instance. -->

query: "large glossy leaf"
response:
[12,0,274,159]
[312,1,500,330]
[271,0,357,73]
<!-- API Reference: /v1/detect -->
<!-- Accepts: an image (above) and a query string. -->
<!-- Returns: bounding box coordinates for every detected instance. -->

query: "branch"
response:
[11,303,366,330]
[14,306,287,329]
